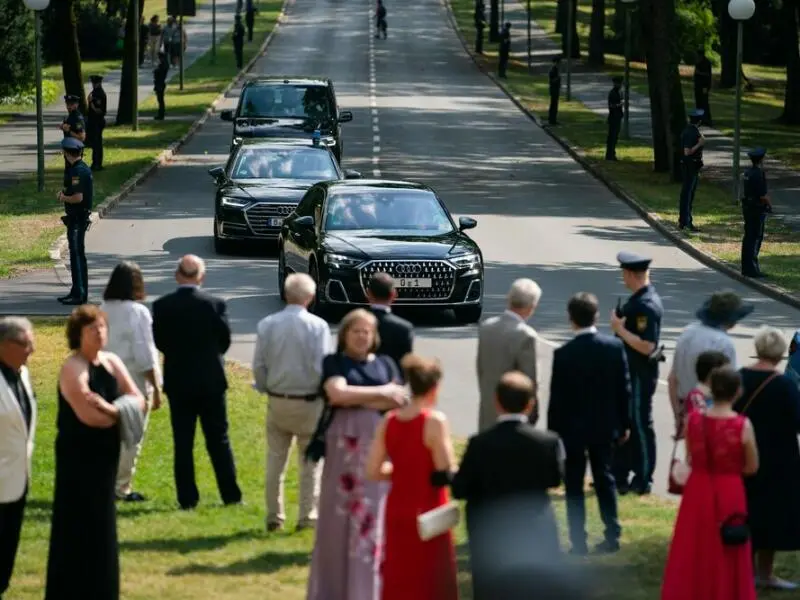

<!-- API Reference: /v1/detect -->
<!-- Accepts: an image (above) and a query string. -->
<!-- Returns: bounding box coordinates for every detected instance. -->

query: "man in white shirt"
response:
[252,273,333,532]
[667,290,753,434]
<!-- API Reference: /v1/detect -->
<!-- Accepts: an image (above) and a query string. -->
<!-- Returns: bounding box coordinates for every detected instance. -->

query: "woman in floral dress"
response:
[306,309,406,600]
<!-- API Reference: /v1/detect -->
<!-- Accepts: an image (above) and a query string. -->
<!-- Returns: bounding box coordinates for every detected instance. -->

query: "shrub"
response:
[0,0,36,99]
[42,0,123,62]
[675,0,719,65]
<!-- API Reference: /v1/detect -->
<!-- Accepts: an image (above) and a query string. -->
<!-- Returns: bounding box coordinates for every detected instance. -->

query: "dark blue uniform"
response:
[474,0,486,54]
[62,109,85,140]
[62,157,93,302]
[679,111,704,229]
[498,23,511,78]
[233,17,245,69]
[87,77,107,170]
[549,60,561,125]
[741,148,770,277]
[606,79,623,160]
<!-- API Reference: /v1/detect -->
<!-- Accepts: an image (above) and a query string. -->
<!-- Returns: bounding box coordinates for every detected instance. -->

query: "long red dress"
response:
[380,410,458,600]
[661,412,756,600]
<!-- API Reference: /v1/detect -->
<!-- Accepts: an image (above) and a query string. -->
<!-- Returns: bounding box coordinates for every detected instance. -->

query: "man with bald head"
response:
[152,255,242,509]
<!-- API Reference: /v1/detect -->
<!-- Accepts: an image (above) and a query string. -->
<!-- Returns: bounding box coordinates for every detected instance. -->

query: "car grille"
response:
[243,203,295,236]
[359,260,456,300]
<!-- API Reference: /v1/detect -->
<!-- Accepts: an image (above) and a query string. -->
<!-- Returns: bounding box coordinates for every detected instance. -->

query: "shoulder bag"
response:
[736,372,778,415]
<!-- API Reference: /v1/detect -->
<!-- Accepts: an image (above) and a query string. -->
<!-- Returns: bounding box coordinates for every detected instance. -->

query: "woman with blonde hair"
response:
[306,309,406,600]
[735,325,800,590]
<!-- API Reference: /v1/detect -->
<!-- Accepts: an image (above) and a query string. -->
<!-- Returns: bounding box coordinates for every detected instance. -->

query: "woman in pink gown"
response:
[662,366,759,600]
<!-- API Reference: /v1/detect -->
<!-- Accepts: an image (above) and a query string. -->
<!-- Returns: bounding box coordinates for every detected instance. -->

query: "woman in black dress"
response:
[45,305,144,599]
[735,325,800,591]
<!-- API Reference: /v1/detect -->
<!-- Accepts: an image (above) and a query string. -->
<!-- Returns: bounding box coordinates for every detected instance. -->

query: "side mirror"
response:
[338,110,353,123]
[295,215,315,228]
[208,166,225,181]
[344,169,362,179]
[220,109,234,122]
[458,216,477,231]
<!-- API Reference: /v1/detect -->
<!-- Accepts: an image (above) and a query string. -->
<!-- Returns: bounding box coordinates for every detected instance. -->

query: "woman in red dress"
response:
[366,354,459,600]
[661,366,759,600]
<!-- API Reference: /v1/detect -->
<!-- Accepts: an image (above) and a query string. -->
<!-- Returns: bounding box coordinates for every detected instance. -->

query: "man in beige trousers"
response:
[252,273,333,532]
[476,278,541,431]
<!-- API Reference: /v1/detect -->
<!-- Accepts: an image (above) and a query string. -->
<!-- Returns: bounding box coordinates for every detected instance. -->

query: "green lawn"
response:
[0,1,283,279]
[451,0,800,297]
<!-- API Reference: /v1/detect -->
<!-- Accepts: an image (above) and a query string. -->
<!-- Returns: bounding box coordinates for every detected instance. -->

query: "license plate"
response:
[267,217,283,227]
[398,278,432,289]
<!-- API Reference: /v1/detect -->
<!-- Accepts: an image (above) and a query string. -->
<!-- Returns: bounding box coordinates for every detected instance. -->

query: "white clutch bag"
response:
[417,502,460,541]
[671,461,691,486]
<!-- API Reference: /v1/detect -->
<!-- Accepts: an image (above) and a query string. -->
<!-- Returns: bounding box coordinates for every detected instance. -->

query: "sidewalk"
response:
[502,0,800,232]
[0,0,238,187]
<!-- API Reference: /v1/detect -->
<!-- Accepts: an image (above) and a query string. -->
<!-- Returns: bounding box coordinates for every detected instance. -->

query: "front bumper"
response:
[216,202,296,241]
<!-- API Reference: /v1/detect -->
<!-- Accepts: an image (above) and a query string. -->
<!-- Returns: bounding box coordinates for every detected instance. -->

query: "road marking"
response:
[368,6,381,178]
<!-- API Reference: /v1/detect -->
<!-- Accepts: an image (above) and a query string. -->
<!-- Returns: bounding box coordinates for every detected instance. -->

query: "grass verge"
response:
[0,1,283,279]
[451,0,800,297]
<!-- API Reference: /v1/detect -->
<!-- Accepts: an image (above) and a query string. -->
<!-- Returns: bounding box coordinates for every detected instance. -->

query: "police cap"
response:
[64,94,80,103]
[612,75,623,84]
[747,147,766,160]
[90,75,103,83]
[688,108,705,119]
[616,250,652,272]
[61,137,84,151]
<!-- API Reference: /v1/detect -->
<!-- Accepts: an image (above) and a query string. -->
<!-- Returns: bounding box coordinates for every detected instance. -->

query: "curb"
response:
[47,0,293,272]
[440,0,800,312]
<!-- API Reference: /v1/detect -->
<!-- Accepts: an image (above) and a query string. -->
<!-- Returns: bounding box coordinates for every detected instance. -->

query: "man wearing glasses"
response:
[0,317,37,599]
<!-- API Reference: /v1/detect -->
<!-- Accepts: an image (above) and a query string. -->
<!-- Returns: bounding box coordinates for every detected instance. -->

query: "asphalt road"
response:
[1,0,799,496]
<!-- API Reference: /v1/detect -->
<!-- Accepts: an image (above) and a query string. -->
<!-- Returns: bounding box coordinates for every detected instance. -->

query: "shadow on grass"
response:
[166,548,310,576]
[121,529,264,554]
[21,497,187,524]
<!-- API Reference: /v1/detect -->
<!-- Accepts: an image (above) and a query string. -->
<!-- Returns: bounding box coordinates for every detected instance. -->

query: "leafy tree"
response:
[0,0,36,98]
[54,0,87,114]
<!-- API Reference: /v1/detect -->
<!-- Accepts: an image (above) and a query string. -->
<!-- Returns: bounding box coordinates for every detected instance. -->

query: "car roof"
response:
[322,180,432,193]
[241,76,330,87]
[237,138,334,150]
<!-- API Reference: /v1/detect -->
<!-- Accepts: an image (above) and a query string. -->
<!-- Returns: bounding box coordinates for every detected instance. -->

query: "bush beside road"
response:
[0,1,283,279]
[449,0,800,299]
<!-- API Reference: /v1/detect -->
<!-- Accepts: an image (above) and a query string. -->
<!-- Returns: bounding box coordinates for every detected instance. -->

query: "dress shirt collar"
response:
[283,304,307,314]
[371,303,391,313]
[574,326,598,337]
[497,413,527,423]
[503,309,524,323]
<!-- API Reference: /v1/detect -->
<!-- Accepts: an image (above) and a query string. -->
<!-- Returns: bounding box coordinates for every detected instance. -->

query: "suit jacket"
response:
[0,365,37,503]
[370,306,413,368]
[547,330,632,445]
[451,420,563,599]
[152,286,231,398]
[476,312,538,431]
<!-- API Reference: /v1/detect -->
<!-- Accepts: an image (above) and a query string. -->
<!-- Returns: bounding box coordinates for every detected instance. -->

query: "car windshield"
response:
[239,84,334,121]
[231,147,338,180]
[324,190,454,234]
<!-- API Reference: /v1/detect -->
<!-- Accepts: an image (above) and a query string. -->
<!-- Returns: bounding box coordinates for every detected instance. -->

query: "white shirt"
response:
[574,326,598,337]
[504,309,524,323]
[252,304,333,396]
[673,321,737,399]
[101,300,161,395]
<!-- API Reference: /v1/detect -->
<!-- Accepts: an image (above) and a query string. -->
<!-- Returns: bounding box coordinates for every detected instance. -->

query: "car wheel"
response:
[213,218,232,254]
[277,246,288,302]
[454,304,482,324]
[309,261,329,319]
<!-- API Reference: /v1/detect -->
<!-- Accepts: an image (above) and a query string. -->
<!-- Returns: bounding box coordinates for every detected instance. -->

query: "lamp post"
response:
[211,0,216,64]
[565,0,573,100]
[23,0,50,192]
[132,0,139,130]
[728,0,755,203]
[621,0,637,139]
[179,0,185,90]
[527,0,532,73]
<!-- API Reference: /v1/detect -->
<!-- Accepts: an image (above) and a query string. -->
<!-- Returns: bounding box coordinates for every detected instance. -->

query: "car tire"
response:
[454,304,483,324]
[213,218,233,254]
[277,246,288,302]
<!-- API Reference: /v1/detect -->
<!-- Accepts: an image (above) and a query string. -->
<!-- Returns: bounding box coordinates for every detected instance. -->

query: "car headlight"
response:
[448,252,481,270]
[324,253,364,269]
[221,196,249,208]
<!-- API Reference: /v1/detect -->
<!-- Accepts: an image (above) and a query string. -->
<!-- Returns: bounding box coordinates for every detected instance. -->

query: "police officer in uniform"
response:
[86,75,107,171]
[498,22,511,79]
[154,52,169,120]
[679,109,705,231]
[693,49,713,127]
[548,55,561,125]
[741,147,772,278]
[474,0,486,54]
[606,76,623,161]
[610,251,664,495]
[233,14,245,69]
[57,138,94,305]
[60,94,86,171]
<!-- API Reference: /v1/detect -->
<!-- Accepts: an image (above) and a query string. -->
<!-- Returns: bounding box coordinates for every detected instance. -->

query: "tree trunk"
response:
[781,0,800,123]
[715,0,738,88]
[489,0,499,41]
[116,0,145,125]
[56,0,86,115]
[556,0,565,33]
[588,0,605,66]
[560,0,581,58]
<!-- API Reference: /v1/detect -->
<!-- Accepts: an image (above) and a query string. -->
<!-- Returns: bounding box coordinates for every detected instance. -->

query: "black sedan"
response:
[209,139,360,253]
[278,180,484,323]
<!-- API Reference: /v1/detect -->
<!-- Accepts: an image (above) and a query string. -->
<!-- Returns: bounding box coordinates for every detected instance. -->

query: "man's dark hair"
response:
[103,261,146,302]
[567,292,599,329]
[368,272,394,301]
[710,366,741,402]
[496,371,535,413]
[695,351,730,384]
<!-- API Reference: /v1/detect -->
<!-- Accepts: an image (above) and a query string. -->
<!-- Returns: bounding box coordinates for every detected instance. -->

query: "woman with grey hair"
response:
[734,325,800,590]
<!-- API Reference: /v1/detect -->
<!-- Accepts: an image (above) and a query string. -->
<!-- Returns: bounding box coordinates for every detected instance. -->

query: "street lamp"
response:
[621,0,637,139]
[22,0,50,192]
[565,0,573,100]
[211,0,216,64]
[728,0,755,203]
[132,0,139,130]
[526,0,532,73]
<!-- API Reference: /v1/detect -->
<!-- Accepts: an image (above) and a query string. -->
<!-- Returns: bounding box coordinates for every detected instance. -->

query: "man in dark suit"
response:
[548,292,632,555]
[366,273,413,367]
[452,371,577,600]
[152,255,242,510]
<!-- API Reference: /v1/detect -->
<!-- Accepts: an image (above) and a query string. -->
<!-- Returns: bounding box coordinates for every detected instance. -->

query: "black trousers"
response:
[234,41,244,69]
[66,217,89,300]
[741,208,766,276]
[564,440,620,550]
[606,116,621,159]
[168,394,242,509]
[246,12,255,41]
[86,120,104,168]
[155,88,166,119]
[0,491,27,598]
[498,51,509,77]
[679,161,700,228]
[548,89,559,124]
[612,374,657,488]
[475,26,484,53]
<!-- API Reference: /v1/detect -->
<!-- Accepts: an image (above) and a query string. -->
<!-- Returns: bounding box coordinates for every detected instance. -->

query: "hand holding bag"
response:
[417,502,460,541]
[668,440,690,495]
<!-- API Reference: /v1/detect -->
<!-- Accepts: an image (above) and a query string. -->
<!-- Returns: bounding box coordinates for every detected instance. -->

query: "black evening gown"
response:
[45,362,121,599]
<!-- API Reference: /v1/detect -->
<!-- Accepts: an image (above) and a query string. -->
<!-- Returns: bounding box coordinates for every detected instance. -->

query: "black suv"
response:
[220,77,353,163]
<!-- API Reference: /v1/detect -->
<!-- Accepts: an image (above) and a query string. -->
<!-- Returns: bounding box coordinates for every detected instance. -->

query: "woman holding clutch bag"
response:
[366,354,459,600]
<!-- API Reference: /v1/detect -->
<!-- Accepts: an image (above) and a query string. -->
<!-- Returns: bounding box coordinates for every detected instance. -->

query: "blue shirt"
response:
[681,124,702,163]
[621,284,663,377]
[64,159,93,216]
[743,165,767,199]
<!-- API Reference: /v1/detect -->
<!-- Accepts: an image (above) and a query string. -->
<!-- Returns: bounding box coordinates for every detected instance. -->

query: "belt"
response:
[267,390,318,401]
